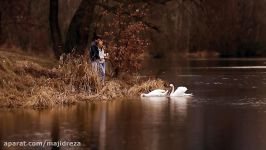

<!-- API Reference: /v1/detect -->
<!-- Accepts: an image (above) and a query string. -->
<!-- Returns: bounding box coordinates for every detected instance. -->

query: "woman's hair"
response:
[93,33,102,41]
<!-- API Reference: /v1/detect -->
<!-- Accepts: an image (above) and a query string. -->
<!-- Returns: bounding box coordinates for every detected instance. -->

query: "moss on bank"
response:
[0,50,167,109]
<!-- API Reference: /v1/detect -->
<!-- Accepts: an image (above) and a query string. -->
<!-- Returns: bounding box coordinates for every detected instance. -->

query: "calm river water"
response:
[1,58,266,150]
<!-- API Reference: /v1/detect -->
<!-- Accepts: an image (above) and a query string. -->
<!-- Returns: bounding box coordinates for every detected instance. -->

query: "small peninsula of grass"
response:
[0,49,167,109]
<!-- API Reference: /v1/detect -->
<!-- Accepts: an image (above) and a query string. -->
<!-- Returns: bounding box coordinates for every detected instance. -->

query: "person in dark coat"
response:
[90,35,101,62]
[89,34,107,82]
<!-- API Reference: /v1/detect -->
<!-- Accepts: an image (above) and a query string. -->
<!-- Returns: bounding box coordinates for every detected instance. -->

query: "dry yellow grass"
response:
[0,49,167,108]
[57,54,101,93]
[128,79,167,96]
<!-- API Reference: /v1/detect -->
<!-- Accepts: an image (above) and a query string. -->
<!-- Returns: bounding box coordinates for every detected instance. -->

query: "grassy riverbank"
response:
[0,48,167,108]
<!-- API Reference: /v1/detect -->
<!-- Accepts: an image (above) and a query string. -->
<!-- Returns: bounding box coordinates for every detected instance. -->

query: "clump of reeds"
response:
[24,53,103,108]
[128,79,167,96]
[93,80,129,100]
[57,54,101,93]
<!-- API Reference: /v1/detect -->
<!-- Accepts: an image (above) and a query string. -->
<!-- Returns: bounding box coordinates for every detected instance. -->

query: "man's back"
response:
[90,41,100,62]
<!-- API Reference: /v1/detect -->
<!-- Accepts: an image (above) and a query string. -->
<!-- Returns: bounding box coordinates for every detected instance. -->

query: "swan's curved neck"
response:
[170,85,175,94]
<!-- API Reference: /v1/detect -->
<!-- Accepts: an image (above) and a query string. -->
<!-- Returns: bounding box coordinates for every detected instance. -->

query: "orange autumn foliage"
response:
[96,2,150,73]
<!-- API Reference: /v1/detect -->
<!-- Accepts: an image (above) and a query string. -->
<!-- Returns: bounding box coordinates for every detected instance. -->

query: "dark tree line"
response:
[49,0,171,58]
[2,0,266,58]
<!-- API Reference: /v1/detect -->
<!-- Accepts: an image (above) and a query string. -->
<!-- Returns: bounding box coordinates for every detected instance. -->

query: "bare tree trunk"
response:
[49,0,63,59]
[0,12,2,45]
[64,0,96,55]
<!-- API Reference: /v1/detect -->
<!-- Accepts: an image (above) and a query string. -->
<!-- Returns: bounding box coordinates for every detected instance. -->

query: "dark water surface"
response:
[2,59,266,150]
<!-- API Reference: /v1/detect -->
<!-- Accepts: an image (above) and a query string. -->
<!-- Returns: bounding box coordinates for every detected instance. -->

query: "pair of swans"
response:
[140,84,192,97]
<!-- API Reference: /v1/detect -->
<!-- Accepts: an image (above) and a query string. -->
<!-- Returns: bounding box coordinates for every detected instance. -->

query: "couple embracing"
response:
[89,35,109,83]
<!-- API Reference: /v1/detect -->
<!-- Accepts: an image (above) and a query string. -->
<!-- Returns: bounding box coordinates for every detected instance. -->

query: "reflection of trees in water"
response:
[0,122,2,150]
[0,109,51,139]
[0,109,54,149]
[51,112,60,150]
[141,58,191,85]
[75,103,101,149]
[0,98,189,150]
[186,106,266,150]
[102,100,144,150]
[99,103,106,150]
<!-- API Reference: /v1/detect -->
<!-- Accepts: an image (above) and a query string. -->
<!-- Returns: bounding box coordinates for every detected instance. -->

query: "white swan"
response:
[169,84,192,97]
[141,89,168,97]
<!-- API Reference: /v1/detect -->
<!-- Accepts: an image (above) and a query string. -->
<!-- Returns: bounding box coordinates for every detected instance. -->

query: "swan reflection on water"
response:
[140,96,191,120]
[140,95,191,149]
[140,96,169,101]
[170,97,191,120]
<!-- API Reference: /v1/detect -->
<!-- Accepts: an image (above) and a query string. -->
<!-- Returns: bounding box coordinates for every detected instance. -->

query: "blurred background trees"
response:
[1,0,266,65]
